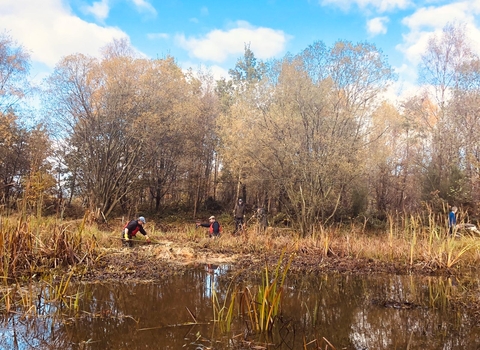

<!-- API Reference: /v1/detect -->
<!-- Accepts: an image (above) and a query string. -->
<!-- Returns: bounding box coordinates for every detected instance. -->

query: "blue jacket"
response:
[449,211,456,227]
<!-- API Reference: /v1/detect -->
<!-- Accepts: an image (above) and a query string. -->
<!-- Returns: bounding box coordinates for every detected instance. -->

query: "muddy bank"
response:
[87,237,455,283]
[86,237,480,320]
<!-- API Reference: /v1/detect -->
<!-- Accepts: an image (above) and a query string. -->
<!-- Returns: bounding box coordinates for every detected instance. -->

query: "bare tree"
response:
[218,41,395,235]
[44,50,145,218]
[0,33,30,113]
[418,23,478,207]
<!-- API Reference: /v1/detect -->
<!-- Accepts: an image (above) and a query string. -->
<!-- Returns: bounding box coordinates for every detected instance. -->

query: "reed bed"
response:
[0,211,101,318]
[2,210,480,322]
[182,215,480,272]
[0,211,100,280]
[212,250,294,335]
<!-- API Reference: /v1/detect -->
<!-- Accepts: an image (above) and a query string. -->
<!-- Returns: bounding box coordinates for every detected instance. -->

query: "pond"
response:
[1,265,479,349]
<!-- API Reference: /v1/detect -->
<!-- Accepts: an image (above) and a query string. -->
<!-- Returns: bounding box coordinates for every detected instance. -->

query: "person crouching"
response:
[122,216,151,247]
[196,216,222,238]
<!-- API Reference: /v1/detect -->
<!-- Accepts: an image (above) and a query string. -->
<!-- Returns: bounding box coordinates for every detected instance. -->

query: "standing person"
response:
[449,206,457,236]
[255,207,268,234]
[233,198,246,234]
[196,216,222,238]
[122,216,150,247]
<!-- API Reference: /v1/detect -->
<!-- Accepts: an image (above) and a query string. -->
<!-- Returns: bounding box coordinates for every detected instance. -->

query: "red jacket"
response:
[200,221,222,235]
[124,220,147,237]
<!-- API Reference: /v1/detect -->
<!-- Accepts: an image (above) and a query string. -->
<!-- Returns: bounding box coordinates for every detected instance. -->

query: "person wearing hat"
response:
[233,198,246,234]
[196,215,222,238]
[122,216,150,247]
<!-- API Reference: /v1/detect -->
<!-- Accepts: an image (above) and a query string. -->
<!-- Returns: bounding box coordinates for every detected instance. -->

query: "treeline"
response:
[1,23,479,235]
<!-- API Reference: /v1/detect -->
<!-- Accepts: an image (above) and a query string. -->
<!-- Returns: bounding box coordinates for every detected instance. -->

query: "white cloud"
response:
[321,0,411,13]
[175,21,289,63]
[0,0,129,68]
[398,1,479,65]
[367,17,389,35]
[207,64,229,80]
[402,3,471,31]
[85,0,110,22]
[130,0,157,16]
[147,32,169,40]
[182,62,229,81]
[396,29,433,66]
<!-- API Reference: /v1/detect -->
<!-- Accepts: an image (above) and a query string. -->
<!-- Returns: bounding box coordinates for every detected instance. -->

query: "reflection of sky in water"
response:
[203,264,228,299]
[2,271,480,349]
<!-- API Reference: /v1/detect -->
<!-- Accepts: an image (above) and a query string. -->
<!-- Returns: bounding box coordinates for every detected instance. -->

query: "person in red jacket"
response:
[196,215,222,238]
[122,216,150,247]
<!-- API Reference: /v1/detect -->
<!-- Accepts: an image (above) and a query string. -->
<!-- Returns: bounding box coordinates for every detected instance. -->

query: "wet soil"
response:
[85,235,480,321]
[87,237,447,283]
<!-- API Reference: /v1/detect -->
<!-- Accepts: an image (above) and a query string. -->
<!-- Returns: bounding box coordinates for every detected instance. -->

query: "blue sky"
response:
[2,0,480,99]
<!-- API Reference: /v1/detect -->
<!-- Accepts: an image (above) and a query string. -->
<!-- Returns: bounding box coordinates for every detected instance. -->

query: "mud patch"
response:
[88,238,441,283]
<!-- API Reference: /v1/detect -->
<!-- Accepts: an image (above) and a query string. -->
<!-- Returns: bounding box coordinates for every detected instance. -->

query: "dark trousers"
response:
[235,217,244,233]
[449,225,455,236]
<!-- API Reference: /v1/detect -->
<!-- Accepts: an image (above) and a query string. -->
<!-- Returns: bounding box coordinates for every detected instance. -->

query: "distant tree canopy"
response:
[43,40,218,219]
[0,33,31,114]
[0,33,50,212]
[2,24,480,235]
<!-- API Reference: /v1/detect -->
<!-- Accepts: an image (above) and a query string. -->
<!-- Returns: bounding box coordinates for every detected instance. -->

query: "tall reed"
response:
[0,211,98,281]
[213,250,294,334]
[0,211,99,318]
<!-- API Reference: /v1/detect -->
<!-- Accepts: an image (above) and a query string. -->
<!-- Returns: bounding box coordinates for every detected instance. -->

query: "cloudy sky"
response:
[2,0,480,98]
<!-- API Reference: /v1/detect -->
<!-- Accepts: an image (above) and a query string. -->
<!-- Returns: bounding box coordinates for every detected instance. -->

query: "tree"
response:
[44,50,146,218]
[217,40,395,235]
[229,43,266,86]
[0,33,31,114]
[419,23,473,109]
[140,59,211,212]
[218,45,269,208]
[0,113,51,210]
[367,101,424,215]
[44,39,220,219]
[418,23,478,209]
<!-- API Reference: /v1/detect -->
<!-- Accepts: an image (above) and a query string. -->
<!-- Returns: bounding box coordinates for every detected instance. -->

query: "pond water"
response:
[1,265,480,349]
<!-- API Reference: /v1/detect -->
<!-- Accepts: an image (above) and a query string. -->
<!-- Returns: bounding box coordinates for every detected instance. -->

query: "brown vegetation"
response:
[3,212,479,284]
[2,23,480,326]
[1,211,480,331]
[2,25,480,239]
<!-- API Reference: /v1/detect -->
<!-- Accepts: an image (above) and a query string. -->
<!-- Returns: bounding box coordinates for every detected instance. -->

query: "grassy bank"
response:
[2,212,480,280]
[1,211,480,331]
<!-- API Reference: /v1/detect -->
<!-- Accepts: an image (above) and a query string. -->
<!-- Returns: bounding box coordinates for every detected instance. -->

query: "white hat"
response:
[209,216,215,220]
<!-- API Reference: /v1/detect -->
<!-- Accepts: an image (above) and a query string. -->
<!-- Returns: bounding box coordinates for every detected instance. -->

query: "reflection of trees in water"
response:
[278,274,480,349]
[2,273,480,349]
[61,270,232,349]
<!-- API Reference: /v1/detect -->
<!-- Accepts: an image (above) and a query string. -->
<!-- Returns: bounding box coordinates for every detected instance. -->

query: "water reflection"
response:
[1,270,480,349]
[203,264,228,299]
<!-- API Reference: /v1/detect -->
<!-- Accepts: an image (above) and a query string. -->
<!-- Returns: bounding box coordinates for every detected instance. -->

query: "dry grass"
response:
[2,210,480,320]
[2,203,478,274]
[179,214,480,271]
[0,211,100,281]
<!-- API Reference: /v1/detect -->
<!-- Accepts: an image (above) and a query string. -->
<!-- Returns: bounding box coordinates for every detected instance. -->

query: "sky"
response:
[2,0,480,100]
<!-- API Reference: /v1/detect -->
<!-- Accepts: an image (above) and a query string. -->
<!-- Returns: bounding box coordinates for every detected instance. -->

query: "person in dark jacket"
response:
[233,198,246,234]
[122,216,150,247]
[255,207,268,234]
[196,215,221,238]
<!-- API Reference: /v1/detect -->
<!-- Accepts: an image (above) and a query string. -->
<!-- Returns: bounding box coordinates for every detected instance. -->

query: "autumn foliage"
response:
[1,25,480,236]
